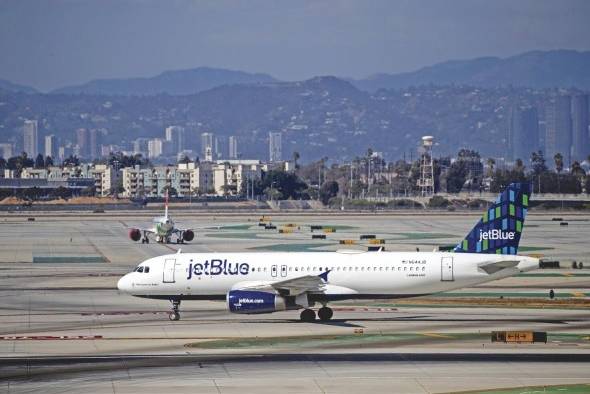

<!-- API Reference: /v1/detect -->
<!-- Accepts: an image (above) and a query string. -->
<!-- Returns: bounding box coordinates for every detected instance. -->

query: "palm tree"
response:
[486,158,495,178]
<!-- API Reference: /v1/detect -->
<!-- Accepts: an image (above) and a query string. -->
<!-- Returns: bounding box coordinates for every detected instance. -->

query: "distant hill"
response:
[0,79,37,94]
[352,50,590,91]
[51,67,278,95]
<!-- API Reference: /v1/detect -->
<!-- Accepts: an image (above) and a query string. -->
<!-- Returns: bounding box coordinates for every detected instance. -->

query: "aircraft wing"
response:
[234,271,330,296]
[478,260,520,274]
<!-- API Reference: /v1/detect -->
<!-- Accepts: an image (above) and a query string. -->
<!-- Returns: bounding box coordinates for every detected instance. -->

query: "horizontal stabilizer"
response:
[478,260,520,274]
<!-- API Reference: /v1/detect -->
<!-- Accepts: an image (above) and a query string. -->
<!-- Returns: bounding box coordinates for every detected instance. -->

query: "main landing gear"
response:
[299,306,333,322]
[169,299,181,321]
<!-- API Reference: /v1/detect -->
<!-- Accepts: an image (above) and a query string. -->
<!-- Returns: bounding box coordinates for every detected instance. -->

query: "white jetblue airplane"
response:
[118,183,538,322]
[128,192,194,244]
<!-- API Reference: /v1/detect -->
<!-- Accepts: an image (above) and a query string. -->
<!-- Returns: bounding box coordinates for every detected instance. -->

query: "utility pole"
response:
[349,162,353,199]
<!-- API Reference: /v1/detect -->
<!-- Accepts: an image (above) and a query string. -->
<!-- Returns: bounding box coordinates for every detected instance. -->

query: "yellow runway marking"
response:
[571,292,585,297]
[422,333,453,339]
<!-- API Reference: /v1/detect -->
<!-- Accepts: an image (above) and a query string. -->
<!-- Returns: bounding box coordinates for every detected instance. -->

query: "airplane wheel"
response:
[300,309,316,322]
[145,238,149,244]
[318,306,333,321]
[169,311,180,321]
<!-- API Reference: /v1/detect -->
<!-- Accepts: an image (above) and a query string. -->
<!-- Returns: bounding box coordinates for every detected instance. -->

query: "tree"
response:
[514,158,525,173]
[530,150,548,193]
[319,181,339,205]
[252,170,309,200]
[51,186,71,200]
[63,155,80,167]
[177,154,191,164]
[34,154,45,169]
[531,150,547,175]
[292,151,300,170]
[554,152,564,195]
[44,156,54,167]
[486,158,495,178]
[445,161,468,193]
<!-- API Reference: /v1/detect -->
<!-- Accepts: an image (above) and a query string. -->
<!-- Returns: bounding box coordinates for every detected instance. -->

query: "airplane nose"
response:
[117,274,132,293]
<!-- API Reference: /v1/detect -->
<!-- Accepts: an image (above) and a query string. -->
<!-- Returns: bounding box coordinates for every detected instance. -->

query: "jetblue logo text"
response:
[187,260,249,279]
[478,229,515,242]
[238,298,264,304]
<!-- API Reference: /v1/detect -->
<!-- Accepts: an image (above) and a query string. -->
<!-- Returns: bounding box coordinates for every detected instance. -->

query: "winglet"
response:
[318,269,331,282]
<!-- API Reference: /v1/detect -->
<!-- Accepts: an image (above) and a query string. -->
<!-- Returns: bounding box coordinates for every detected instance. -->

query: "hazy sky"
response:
[1,0,589,92]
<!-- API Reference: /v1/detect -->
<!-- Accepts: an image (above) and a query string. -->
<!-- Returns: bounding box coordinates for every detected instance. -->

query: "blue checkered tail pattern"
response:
[453,183,531,255]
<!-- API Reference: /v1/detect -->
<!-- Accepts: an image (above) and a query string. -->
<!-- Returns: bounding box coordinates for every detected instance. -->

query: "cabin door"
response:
[163,258,176,283]
[441,257,454,281]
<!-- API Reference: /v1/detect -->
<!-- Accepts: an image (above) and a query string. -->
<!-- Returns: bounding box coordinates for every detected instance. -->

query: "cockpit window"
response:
[144,266,150,273]
[135,266,144,273]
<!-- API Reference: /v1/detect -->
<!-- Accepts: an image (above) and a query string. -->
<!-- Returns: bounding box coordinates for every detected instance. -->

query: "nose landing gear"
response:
[169,299,181,321]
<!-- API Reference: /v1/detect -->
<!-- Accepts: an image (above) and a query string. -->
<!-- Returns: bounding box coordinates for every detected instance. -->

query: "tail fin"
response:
[454,182,531,255]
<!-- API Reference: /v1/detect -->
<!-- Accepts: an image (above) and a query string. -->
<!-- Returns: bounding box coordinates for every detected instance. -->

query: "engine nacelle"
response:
[227,290,286,314]
[183,229,194,242]
[128,228,141,242]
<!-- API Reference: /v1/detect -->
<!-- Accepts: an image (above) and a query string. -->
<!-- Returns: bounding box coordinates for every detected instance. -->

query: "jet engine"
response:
[182,230,194,242]
[128,228,141,242]
[226,290,287,314]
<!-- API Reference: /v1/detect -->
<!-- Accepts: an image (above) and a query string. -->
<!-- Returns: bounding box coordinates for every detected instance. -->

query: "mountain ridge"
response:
[50,67,278,96]
[351,50,590,91]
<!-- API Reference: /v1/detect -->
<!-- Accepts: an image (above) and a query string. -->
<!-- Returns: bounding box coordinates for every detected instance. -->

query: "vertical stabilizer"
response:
[164,189,169,219]
[454,182,531,255]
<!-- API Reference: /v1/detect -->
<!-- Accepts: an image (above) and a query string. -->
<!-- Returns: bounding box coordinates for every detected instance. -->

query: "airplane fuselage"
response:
[118,251,539,301]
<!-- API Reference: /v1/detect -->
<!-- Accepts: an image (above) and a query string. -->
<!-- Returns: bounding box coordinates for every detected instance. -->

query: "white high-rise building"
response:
[0,143,13,159]
[23,120,38,157]
[269,132,282,162]
[133,138,150,156]
[228,136,238,159]
[148,138,164,159]
[165,126,185,155]
[44,135,57,158]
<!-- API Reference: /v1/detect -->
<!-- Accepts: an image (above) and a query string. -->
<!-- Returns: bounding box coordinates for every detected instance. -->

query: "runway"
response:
[0,211,589,393]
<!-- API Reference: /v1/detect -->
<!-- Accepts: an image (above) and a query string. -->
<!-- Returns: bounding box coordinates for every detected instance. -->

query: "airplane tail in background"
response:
[164,189,169,219]
[454,182,531,255]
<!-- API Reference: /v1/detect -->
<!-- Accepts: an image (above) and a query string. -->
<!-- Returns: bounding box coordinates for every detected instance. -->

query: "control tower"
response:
[418,136,434,197]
